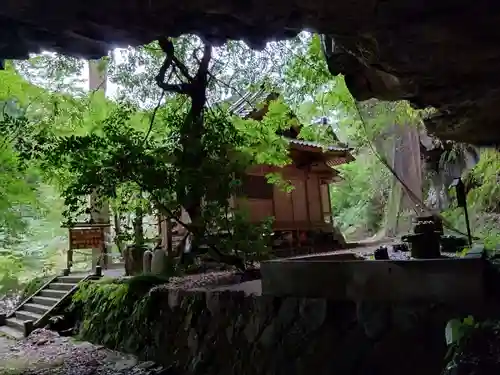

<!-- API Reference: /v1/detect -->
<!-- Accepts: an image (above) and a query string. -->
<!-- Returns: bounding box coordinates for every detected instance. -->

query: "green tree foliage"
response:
[331,152,391,237]
[21,95,290,266]
[441,148,500,249]
[282,34,422,238]
[0,68,46,246]
[0,35,312,285]
[467,149,500,212]
[4,29,475,297]
[0,64,95,293]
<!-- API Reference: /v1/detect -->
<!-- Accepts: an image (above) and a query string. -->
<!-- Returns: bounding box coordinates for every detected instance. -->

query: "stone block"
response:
[151,249,167,275]
[23,320,34,337]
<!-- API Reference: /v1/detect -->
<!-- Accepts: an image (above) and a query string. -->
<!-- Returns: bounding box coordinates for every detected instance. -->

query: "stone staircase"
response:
[0,274,98,339]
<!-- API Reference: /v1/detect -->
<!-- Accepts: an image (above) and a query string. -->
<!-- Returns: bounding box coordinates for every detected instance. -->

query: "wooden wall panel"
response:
[307,176,322,222]
[246,164,306,180]
[273,186,293,222]
[236,163,335,229]
[235,198,273,222]
[291,179,308,222]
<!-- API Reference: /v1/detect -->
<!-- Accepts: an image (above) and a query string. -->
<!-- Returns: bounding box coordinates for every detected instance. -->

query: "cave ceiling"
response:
[1,0,499,145]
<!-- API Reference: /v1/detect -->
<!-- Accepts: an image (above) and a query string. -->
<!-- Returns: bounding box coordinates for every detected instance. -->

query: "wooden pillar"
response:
[65,249,73,275]
[166,218,173,257]
[159,215,174,256]
[304,172,311,224]
[65,230,73,275]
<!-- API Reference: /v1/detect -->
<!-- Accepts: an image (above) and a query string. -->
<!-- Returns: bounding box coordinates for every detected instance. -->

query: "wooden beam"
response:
[304,173,311,224]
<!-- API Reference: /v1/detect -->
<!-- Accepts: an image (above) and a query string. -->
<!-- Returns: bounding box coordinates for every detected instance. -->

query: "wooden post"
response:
[166,219,173,257]
[101,234,108,269]
[94,265,102,277]
[23,320,34,337]
[65,248,73,275]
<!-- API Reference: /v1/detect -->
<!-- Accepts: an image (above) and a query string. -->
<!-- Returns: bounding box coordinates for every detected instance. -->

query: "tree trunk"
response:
[88,58,110,270]
[113,212,124,252]
[155,40,245,270]
[133,203,144,247]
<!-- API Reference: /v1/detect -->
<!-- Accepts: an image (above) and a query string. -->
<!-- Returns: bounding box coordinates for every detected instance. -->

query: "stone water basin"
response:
[260,250,486,309]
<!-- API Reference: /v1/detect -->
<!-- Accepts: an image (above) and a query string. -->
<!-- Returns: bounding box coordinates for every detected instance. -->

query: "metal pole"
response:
[451,177,473,246]
[463,203,473,246]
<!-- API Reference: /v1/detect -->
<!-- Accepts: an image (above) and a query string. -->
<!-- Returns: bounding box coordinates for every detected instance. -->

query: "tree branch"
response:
[156,82,189,95]
[159,35,194,82]
[196,43,212,79]
[172,55,194,82]
[155,53,174,89]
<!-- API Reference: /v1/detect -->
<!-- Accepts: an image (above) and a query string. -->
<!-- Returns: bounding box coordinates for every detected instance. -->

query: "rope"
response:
[352,101,478,240]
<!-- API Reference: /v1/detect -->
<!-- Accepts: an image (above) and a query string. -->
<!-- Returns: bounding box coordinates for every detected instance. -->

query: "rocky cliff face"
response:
[94,286,462,375]
[2,1,500,144]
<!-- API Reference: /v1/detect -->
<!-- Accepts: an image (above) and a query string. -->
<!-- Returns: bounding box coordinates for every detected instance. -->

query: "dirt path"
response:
[0,330,167,375]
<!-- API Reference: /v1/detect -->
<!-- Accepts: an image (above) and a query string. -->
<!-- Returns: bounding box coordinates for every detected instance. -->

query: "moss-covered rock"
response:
[68,274,170,351]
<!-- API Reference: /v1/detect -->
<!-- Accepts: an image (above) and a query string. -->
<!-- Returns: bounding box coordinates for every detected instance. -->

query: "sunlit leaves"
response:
[15,52,86,95]
[330,151,392,235]
[233,99,290,166]
[0,137,41,245]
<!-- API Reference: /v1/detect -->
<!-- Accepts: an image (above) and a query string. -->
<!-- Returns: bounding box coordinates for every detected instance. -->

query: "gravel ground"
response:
[165,271,241,290]
[0,294,20,315]
[0,329,168,375]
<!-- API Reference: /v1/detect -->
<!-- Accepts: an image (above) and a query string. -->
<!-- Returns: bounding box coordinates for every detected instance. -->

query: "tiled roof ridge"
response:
[286,137,351,152]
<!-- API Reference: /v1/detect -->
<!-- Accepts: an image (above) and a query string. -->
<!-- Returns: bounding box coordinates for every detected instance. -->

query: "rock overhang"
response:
[1,0,500,145]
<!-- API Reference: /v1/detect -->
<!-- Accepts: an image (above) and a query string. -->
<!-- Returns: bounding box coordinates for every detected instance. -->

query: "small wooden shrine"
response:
[163,90,354,256]
[230,91,354,255]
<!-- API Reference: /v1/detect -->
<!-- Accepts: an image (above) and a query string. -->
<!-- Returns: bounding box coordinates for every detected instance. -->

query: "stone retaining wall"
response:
[127,286,462,375]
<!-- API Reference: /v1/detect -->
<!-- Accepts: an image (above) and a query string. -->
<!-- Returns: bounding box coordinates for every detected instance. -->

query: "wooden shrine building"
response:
[230,91,354,254]
[161,90,354,256]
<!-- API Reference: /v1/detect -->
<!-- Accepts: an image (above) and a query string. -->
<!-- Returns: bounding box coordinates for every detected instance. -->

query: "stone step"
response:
[15,310,42,322]
[48,283,76,291]
[0,325,23,339]
[32,296,59,307]
[23,303,51,315]
[6,317,25,331]
[40,289,67,299]
[58,276,86,284]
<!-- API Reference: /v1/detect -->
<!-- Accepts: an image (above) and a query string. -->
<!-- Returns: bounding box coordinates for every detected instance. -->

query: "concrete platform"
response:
[70,263,126,279]
[261,257,486,305]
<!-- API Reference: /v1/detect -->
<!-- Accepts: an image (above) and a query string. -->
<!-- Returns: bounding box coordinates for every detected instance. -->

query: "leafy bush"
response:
[0,253,23,295]
[330,151,391,238]
[467,149,500,212]
[20,275,50,300]
[441,149,500,250]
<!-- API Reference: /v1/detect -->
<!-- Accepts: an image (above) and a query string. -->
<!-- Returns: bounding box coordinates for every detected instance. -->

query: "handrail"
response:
[7,275,59,319]
[34,273,98,330]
